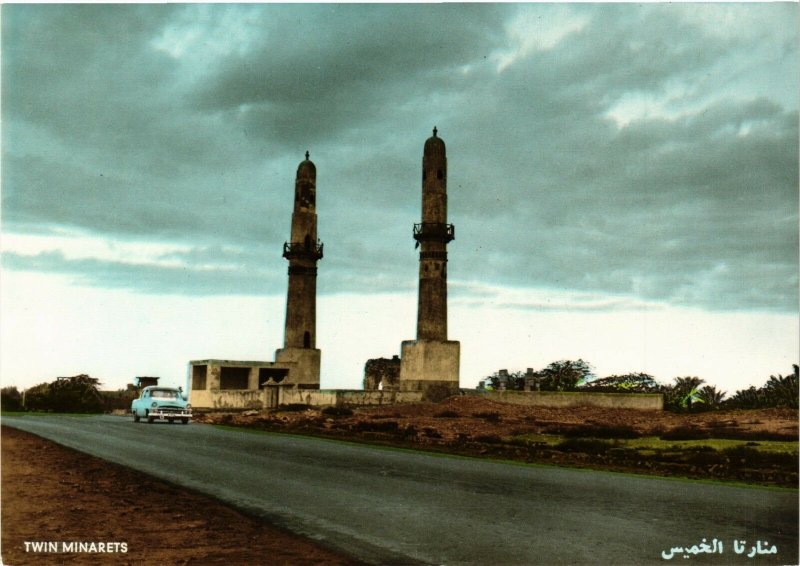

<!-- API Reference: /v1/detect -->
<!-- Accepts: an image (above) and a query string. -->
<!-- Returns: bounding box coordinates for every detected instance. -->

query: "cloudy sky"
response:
[2,3,798,393]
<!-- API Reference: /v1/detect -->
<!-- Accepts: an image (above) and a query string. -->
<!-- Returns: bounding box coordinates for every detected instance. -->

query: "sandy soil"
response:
[196,396,798,487]
[197,395,799,441]
[1,426,362,566]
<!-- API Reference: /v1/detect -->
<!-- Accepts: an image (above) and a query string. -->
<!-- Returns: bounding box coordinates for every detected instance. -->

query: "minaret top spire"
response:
[432,126,438,137]
[305,150,310,160]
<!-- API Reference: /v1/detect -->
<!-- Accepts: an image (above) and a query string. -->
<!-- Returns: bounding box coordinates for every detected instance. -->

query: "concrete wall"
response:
[274,348,320,386]
[464,389,663,411]
[399,340,460,391]
[281,389,424,407]
[191,388,425,410]
[190,389,266,410]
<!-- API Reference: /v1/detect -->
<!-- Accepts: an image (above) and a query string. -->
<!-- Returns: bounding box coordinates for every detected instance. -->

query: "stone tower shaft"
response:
[282,152,323,350]
[414,127,454,342]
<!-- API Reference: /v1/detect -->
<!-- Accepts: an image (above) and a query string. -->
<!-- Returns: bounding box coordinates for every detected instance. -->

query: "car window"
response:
[151,389,178,400]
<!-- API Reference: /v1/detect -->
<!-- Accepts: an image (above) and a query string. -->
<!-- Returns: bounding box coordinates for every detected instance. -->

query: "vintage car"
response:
[131,386,191,424]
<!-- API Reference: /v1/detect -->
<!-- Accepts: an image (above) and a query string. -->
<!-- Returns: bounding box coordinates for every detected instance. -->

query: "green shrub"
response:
[1,387,23,412]
[23,375,103,413]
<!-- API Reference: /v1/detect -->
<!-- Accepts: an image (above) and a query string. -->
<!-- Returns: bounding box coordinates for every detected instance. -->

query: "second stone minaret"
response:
[275,151,323,388]
[398,128,460,399]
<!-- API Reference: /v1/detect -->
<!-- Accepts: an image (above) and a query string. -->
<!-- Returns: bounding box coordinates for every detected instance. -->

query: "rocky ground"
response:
[1,426,363,566]
[196,396,799,487]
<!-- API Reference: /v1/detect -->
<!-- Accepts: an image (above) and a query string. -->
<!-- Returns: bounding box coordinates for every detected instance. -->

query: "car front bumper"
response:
[148,410,192,419]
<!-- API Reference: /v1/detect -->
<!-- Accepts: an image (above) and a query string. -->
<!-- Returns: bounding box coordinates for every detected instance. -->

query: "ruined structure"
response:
[363,356,401,391]
[398,128,461,396]
[189,153,322,408]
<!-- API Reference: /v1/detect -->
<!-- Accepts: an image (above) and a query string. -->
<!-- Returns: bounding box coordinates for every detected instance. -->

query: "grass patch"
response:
[722,446,797,467]
[625,436,798,454]
[561,424,641,439]
[473,434,503,444]
[557,437,617,454]
[207,424,796,491]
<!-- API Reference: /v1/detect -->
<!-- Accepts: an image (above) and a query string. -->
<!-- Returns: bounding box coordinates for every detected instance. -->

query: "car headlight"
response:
[186,404,191,410]
[151,401,158,408]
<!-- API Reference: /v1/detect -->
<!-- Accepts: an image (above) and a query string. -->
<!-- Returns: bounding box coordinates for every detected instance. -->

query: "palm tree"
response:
[698,385,726,409]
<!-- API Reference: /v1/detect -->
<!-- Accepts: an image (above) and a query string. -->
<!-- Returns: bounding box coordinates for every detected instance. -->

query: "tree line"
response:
[1,374,138,414]
[478,360,799,412]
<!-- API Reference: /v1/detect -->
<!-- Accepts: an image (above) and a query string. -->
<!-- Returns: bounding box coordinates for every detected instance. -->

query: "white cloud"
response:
[493,6,589,72]
[150,4,262,61]
[2,272,796,396]
[2,229,245,272]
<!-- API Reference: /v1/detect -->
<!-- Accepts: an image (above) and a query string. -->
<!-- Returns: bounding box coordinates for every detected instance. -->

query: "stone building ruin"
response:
[363,356,401,391]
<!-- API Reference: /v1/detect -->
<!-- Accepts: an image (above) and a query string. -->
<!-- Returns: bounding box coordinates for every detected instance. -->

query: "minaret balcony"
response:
[283,240,324,261]
[413,222,455,244]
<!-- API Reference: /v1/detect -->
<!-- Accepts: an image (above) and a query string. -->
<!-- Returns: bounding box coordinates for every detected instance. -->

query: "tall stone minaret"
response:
[399,128,460,398]
[275,151,323,387]
[415,126,453,341]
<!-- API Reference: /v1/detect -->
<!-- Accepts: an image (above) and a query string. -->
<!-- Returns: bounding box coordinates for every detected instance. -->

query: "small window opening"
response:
[192,365,207,390]
[303,331,311,348]
[220,367,250,390]
[437,169,443,180]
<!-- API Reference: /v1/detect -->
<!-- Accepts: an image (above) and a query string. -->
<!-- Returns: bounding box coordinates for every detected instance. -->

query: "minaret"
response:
[399,128,460,399]
[275,151,323,388]
[414,126,454,341]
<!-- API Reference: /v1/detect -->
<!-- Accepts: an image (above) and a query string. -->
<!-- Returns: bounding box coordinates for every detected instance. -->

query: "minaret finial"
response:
[433,126,438,137]
[305,150,310,160]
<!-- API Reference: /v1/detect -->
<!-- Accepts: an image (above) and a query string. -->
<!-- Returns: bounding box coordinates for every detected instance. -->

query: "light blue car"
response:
[131,386,192,424]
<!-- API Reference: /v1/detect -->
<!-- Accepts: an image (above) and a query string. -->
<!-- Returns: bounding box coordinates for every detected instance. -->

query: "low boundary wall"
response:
[463,389,663,410]
[191,388,425,410]
[191,387,662,411]
[281,389,424,407]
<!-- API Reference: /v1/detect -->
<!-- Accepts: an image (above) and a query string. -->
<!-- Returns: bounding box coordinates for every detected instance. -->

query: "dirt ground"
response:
[1,426,362,566]
[196,396,799,487]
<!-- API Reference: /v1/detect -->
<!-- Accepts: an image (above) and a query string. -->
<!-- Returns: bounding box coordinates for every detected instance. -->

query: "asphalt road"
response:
[4,415,797,565]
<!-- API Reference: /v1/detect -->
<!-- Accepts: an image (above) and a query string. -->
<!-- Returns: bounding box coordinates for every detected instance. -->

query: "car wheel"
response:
[133,411,140,423]
[167,418,174,424]
[181,418,189,424]
[146,410,154,424]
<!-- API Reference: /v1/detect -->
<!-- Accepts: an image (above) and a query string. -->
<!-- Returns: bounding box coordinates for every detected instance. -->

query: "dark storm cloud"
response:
[1,4,797,312]
[192,4,509,147]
